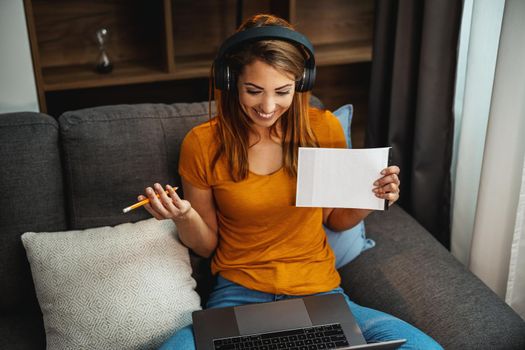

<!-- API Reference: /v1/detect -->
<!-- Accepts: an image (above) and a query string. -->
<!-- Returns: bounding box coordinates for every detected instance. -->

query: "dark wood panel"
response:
[293,0,374,47]
[45,77,210,117]
[32,0,164,68]
[313,63,371,148]
[172,0,272,60]
[25,0,373,127]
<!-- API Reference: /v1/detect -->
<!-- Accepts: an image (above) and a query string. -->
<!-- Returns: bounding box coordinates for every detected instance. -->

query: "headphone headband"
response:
[213,26,316,92]
[216,26,315,61]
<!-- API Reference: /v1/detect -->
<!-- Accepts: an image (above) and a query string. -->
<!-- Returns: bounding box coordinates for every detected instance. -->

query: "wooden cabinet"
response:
[24,0,374,146]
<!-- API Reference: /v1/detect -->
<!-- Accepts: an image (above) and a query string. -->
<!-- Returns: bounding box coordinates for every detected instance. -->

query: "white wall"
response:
[0,0,39,114]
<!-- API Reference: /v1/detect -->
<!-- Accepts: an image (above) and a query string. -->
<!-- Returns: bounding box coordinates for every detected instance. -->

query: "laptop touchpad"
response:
[234,299,313,335]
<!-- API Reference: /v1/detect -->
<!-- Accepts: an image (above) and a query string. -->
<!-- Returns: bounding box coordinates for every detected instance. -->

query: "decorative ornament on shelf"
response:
[95,28,113,74]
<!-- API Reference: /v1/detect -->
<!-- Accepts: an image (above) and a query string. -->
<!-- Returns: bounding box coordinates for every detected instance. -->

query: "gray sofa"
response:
[1,102,524,349]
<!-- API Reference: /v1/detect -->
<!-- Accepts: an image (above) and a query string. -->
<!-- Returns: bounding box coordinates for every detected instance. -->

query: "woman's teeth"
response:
[256,110,274,118]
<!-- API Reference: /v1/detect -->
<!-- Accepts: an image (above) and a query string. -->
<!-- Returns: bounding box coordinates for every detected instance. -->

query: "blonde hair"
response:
[211,14,318,181]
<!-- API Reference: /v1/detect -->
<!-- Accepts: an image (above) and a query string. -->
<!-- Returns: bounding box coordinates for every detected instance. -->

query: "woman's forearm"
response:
[326,208,372,232]
[173,207,218,258]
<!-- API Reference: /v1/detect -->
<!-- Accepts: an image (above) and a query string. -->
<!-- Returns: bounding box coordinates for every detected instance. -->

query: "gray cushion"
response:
[339,205,525,349]
[0,112,66,319]
[58,103,213,230]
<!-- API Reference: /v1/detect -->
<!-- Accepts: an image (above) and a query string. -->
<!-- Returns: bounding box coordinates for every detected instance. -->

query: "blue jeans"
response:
[159,275,442,350]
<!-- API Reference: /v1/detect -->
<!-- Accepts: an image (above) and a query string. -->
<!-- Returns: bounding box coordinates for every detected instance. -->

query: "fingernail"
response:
[373,181,379,186]
[166,184,172,190]
[381,170,386,175]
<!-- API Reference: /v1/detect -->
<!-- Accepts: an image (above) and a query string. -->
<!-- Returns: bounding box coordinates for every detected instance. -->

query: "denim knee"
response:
[344,298,443,350]
[158,325,195,350]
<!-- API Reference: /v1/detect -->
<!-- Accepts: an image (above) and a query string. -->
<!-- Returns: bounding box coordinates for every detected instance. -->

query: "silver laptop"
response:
[192,293,406,350]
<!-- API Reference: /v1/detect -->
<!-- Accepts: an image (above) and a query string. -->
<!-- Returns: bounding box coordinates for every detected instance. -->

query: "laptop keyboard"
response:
[213,323,350,350]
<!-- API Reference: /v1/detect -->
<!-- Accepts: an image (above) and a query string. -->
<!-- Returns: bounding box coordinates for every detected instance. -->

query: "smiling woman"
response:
[132,14,434,350]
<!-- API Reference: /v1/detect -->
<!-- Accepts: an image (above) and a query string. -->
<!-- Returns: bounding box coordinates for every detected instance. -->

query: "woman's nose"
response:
[260,95,276,113]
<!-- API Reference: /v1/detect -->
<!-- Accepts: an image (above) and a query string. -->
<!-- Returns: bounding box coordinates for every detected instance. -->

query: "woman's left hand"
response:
[373,165,401,207]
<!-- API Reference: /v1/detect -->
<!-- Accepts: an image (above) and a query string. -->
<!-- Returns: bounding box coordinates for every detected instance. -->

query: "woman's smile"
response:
[253,109,275,120]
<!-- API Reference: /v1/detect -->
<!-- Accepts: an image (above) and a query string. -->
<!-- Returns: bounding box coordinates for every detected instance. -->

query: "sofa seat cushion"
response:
[339,205,525,349]
[21,218,201,350]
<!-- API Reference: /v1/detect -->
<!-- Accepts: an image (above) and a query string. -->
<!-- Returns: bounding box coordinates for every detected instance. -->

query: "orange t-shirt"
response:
[178,107,346,295]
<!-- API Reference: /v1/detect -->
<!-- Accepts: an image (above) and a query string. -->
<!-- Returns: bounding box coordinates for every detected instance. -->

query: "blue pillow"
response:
[324,104,375,268]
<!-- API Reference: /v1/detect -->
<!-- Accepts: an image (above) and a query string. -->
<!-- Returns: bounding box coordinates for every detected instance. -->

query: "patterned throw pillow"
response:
[21,218,201,350]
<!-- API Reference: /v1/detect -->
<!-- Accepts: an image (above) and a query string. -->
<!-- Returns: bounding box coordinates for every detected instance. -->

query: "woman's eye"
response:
[247,90,261,95]
[277,91,291,96]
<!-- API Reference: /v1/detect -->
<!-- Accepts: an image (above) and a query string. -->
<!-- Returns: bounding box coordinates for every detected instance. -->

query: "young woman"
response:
[140,14,442,350]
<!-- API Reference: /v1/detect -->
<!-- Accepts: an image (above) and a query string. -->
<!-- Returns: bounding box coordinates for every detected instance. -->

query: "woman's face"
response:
[237,59,295,134]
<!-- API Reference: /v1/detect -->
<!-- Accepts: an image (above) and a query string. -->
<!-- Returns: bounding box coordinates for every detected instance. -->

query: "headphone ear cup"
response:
[295,66,316,92]
[305,66,316,91]
[214,60,234,91]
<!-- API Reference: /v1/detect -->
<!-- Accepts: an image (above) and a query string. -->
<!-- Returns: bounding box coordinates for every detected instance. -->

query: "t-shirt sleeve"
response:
[178,128,211,189]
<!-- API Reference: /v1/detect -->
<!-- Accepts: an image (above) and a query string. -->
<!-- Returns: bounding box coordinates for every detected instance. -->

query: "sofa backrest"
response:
[58,102,216,299]
[58,103,215,229]
[0,112,67,345]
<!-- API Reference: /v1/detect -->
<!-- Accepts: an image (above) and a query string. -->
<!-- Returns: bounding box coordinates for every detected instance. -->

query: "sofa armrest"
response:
[338,205,525,350]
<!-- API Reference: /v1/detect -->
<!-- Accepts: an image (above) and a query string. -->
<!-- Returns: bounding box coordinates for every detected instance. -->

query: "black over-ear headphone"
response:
[213,26,316,92]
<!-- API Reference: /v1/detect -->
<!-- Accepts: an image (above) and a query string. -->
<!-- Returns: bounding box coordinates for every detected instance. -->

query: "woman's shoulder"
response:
[308,106,346,148]
[308,106,340,130]
[185,117,219,142]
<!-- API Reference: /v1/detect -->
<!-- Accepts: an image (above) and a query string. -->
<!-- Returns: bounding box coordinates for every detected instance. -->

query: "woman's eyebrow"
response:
[243,83,293,90]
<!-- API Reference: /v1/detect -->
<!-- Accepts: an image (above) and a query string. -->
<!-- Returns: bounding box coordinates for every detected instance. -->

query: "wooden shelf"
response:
[42,61,166,91]
[315,42,372,67]
[24,0,375,113]
[42,57,214,91]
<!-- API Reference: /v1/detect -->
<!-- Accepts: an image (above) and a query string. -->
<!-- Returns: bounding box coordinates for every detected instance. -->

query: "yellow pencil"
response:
[122,186,178,213]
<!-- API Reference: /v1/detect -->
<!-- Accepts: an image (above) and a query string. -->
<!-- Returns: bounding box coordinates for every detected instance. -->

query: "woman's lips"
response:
[254,109,275,119]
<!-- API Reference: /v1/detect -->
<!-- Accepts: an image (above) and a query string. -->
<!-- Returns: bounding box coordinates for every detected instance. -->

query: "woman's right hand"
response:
[139,183,192,222]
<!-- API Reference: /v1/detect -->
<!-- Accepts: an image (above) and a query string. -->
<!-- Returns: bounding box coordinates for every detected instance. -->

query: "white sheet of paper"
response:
[296,147,391,210]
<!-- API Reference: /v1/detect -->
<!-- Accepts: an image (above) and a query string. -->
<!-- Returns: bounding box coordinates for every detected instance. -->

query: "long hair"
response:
[210,14,318,182]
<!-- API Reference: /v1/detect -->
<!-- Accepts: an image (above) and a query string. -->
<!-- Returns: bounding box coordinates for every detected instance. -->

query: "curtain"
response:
[450,0,505,266]
[507,154,525,320]
[366,0,462,248]
[463,0,525,315]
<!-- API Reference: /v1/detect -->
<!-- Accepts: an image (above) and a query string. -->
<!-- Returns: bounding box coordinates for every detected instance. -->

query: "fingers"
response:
[165,184,183,206]
[145,185,173,219]
[374,173,400,188]
[166,184,192,219]
[374,182,399,194]
[381,165,400,176]
[141,183,191,220]
[374,165,401,205]
[138,194,164,220]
